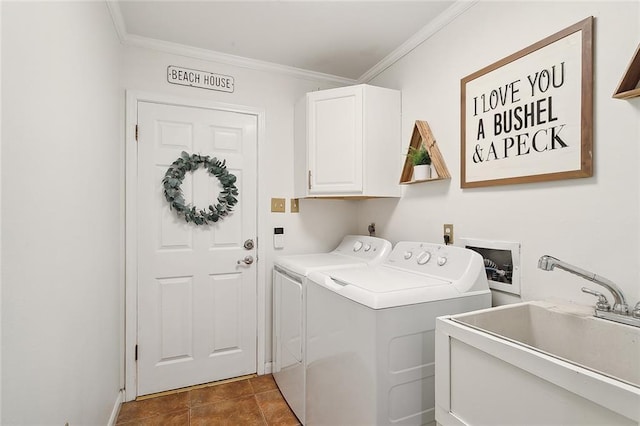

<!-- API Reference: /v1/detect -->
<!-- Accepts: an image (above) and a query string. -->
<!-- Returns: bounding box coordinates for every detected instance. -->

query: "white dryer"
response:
[272,235,392,423]
[305,241,491,426]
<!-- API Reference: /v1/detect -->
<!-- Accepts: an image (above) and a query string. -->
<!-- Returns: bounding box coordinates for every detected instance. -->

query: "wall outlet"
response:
[271,198,286,213]
[290,198,300,213]
[443,224,454,245]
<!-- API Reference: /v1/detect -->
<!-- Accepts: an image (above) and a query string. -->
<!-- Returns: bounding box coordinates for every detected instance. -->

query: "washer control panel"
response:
[385,241,479,281]
[332,235,393,262]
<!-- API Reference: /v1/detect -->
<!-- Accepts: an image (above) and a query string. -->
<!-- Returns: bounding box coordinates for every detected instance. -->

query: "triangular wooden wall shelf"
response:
[613,43,640,99]
[400,120,451,184]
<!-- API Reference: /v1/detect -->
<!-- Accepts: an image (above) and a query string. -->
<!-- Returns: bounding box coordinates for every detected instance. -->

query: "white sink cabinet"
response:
[294,84,401,198]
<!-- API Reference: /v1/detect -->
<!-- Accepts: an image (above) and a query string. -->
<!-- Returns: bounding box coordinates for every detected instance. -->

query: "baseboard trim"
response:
[263,362,272,374]
[108,390,124,426]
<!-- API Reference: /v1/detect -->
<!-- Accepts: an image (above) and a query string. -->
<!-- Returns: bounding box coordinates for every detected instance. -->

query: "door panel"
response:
[157,276,193,363]
[137,101,257,396]
[209,273,242,352]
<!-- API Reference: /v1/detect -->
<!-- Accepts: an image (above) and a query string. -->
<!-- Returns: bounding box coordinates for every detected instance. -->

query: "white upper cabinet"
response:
[294,84,402,198]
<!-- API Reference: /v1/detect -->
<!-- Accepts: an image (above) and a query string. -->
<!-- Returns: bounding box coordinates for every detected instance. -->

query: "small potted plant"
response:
[407,144,432,180]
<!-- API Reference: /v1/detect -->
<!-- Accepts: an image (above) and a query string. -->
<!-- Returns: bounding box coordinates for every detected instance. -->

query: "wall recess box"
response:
[271,198,286,213]
[459,238,521,296]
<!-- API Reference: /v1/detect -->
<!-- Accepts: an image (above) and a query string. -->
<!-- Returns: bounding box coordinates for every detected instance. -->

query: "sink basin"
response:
[436,300,640,425]
[451,300,640,387]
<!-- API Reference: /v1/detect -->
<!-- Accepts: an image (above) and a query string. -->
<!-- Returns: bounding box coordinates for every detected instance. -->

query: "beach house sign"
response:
[167,66,235,93]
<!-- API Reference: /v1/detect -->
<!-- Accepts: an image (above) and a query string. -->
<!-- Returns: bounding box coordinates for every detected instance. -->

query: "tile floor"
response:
[116,374,300,425]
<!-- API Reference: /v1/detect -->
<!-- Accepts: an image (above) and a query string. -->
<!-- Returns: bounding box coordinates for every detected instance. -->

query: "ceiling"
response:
[114,1,458,82]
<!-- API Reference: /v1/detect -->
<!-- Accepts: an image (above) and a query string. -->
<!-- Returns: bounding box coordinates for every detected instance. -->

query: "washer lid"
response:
[273,235,392,276]
[275,253,370,276]
[328,266,450,290]
[308,266,463,309]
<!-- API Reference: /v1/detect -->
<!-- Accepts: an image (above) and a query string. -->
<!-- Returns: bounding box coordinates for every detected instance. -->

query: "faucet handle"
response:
[582,287,611,311]
[632,302,640,319]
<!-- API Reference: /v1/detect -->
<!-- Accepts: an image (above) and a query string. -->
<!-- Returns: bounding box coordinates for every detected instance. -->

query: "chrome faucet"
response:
[538,255,639,327]
[538,255,628,313]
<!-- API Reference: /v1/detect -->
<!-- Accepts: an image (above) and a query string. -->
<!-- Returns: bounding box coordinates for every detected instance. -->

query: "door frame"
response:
[124,90,267,401]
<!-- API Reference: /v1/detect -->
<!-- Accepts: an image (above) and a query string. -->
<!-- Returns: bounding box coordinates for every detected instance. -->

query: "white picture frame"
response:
[460,17,593,188]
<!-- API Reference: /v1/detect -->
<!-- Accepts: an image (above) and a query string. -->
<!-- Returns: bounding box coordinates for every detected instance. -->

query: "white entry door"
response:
[136,101,257,396]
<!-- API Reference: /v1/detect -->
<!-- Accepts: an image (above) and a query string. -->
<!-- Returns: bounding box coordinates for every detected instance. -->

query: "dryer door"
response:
[272,269,305,422]
[274,271,302,367]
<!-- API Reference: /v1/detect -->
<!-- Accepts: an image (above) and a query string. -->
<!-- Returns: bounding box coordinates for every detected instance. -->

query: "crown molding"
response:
[105,0,356,85]
[105,1,127,44]
[105,0,474,86]
[358,0,478,83]
[124,34,358,85]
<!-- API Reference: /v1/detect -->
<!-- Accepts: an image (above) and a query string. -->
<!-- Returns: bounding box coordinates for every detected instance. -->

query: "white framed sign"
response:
[167,66,234,93]
[461,17,593,188]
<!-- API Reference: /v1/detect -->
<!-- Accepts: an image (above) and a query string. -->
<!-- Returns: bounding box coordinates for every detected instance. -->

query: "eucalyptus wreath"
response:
[162,151,239,225]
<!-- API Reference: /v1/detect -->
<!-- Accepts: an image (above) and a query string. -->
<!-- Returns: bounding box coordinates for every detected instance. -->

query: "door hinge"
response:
[135,124,139,141]
[308,170,312,190]
[135,344,138,361]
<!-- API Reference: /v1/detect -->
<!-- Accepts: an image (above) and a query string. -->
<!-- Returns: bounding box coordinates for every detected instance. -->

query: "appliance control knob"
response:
[353,241,363,252]
[363,244,371,252]
[437,256,447,266]
[417,251,431,265]
[403,251,413,260]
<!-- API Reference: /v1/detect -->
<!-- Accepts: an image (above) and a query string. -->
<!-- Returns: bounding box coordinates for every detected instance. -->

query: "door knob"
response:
[237,255,254,265]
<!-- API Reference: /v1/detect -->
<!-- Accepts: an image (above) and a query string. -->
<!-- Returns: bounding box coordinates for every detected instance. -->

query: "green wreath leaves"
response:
[162,151,239,225]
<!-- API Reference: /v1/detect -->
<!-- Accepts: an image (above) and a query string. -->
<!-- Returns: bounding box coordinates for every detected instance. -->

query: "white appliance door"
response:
[273,269,305,422]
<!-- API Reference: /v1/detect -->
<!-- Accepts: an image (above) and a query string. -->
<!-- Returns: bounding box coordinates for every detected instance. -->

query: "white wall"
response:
[363,1,640,307]
[1,2,122,424]
[121,46,361,367]
[0,2,3,421]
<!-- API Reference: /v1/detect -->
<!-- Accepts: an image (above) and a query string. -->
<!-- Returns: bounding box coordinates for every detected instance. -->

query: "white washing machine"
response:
[272,235,392,423]
[305,241,491,426]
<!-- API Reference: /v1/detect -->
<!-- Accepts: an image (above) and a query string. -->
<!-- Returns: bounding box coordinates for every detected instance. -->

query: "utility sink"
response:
[436,300,640,426]
[451,300,640,387]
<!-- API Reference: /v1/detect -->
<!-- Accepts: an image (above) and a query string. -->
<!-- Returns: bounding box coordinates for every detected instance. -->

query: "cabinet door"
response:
[307,87,363,195]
